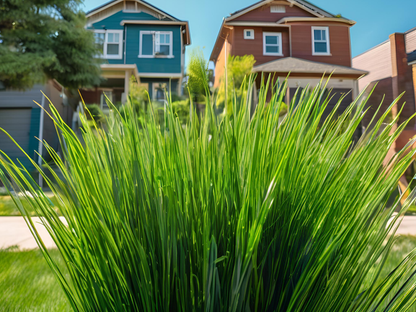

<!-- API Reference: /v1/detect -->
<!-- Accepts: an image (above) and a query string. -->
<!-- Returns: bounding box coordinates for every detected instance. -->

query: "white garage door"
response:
[0,109,32,159]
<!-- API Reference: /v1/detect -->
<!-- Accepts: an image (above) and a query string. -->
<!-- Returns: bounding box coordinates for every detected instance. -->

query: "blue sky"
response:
[84,0,416,64]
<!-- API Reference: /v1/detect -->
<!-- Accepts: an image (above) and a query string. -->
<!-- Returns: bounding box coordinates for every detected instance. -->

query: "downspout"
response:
[37,94,45,188]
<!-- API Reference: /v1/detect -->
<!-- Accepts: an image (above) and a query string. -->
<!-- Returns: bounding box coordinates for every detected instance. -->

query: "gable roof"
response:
[210,0,354,62]
[226,0,352,22]
[86,0,191,45]
[252,57,368,77]
[86,0,180,22]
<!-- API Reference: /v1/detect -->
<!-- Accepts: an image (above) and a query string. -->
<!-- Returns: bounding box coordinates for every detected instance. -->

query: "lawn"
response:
[0,248,71,312]
[0,194,60,216]
[1,237,416,311]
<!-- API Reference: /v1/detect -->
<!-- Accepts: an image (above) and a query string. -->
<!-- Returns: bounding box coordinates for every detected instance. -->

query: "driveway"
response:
[1,216,416,250]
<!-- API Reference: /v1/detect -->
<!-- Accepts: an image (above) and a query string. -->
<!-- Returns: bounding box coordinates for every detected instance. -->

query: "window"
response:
[270,5,285,13]
[312,27,330,55]
[100,90,113,110]
[139,31,173,58]
[93,30,123,59]
[153,83,167,101]
[263,32,283,56]
[156,32,171,56]
[94,32,105,55]
[244,29,254,40]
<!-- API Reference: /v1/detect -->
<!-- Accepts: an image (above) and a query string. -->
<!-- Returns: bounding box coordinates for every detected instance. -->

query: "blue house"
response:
[82,0,191,107]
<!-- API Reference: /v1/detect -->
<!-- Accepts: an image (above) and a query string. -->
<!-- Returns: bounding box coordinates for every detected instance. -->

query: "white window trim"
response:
[312,26,331,56]
[244,29,255,40]
[94,29,123,59]
[263,32,283,56]
[270,5,286,13]
[139,31,174,59]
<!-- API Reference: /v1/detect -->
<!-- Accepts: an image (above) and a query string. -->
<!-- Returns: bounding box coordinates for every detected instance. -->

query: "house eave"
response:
[86,0,180,22]
[224,0,354,24]
[120,20,191,45]
[226,21,290,27]
[210,20,226,62]
[100,64,140,81]
[139,73,182,78]
[276,17,356,25]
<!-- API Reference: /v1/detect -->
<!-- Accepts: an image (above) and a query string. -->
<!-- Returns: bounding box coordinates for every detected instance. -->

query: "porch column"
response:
[123,70,130,104]
[352,79,359,100]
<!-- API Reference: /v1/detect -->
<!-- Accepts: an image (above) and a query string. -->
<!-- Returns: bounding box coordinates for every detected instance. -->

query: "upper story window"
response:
[244,29,254,40]
[312,27,330,55]
[139,31,173,58]
[94,30,123,59]
[270,5,286,13]
[263,32,283,56]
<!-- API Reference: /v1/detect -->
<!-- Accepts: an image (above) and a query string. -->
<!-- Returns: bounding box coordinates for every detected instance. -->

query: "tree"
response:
[216,54,256,112]
[186,47,209,103]
[0,0,102,90]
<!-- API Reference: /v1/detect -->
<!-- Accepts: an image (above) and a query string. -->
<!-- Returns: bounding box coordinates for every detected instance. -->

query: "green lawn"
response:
[0,195,60,216]
[1,237,416,311]
[0,249,71,312]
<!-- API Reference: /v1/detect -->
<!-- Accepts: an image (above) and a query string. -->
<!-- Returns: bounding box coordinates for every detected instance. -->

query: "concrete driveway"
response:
[1,216,416,250]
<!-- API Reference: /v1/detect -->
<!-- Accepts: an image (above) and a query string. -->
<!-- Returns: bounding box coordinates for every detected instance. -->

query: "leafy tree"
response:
[186,47,209,103]
[0,0,102,89]
[217,54,256,111]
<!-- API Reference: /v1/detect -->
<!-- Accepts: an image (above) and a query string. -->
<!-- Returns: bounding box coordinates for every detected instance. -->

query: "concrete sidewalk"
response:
[1,216,416,250]
[0,217,67,250]
[395,216,416,236]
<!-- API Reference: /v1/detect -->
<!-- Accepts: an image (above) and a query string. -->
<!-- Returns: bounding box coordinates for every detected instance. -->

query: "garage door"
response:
[0,109,32,161]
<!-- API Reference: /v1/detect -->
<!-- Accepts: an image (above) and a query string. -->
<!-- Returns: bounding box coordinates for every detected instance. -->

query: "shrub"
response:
[216,55,256,111]
[186,47,209,103]
[171,99,190,124]
[1,78,416,311]
[85,104,104,122]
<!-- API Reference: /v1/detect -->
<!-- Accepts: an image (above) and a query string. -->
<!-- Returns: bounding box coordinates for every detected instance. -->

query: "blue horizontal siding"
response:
[90,11,158,30]
[26,108,41,169]
[88,10,183,75]
[126,25,182,74]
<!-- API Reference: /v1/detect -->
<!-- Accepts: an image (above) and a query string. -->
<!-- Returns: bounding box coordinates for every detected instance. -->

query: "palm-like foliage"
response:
[1,77,416,312]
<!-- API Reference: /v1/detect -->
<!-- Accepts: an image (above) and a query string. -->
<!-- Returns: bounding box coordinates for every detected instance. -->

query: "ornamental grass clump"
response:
[2,77,416,312]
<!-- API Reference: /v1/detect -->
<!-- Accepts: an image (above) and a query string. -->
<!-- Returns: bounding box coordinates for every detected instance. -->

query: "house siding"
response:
[126,24,182,73]
[290,23,351,67]
[231,26,290,66]
[88,10,182,73]
[352,41,392,91]
[213,38,231,88]
[233,3,315,22]
[27,108,41,166]
[0,85,45,108]
[90,10,158,30]
[405,28,416,53]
